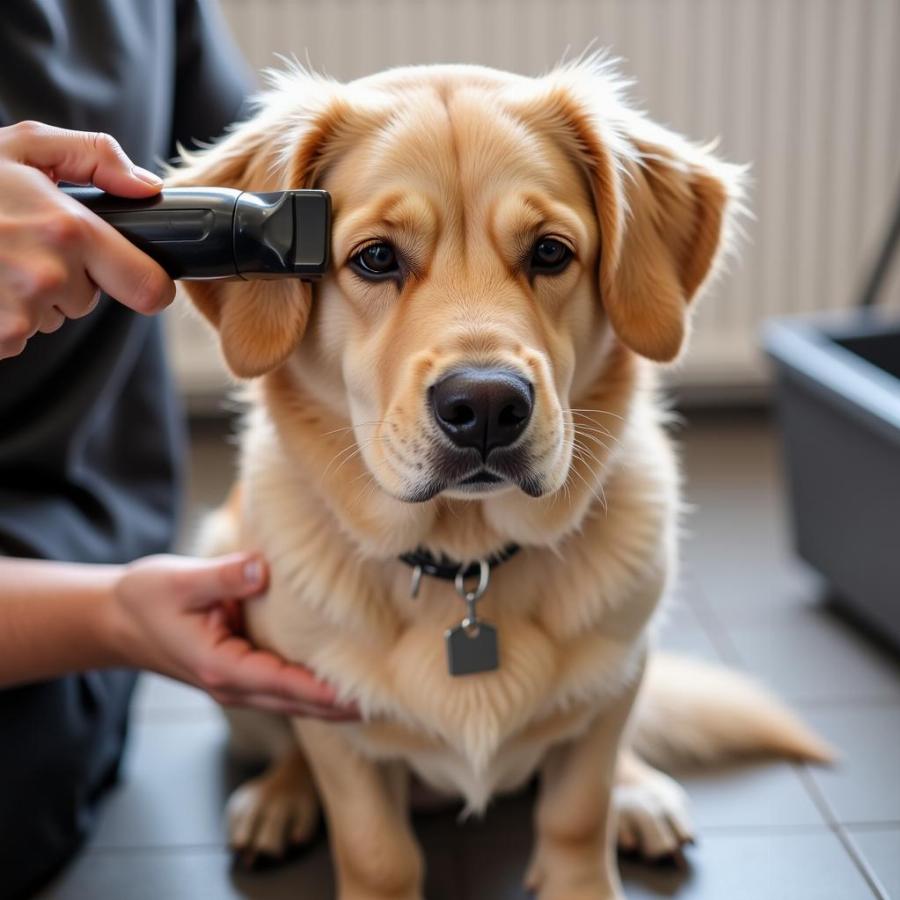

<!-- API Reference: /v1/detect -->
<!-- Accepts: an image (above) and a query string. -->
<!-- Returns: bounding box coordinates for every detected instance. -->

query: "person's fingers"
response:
[270,657,358,711]
[36,305,65,334]
[0,160,173,316]
[220,598,245,635]
[42,255,102,320]
[79,213,175,314]
[197,634,356,714]
[0,307,34,358]
[174,553,268,609]
[212,690,360,720]
[62,285,101,320]
[5,120,162,196]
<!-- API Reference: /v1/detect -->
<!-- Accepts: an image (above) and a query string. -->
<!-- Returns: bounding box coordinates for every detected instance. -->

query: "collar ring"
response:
[454,558,490,603]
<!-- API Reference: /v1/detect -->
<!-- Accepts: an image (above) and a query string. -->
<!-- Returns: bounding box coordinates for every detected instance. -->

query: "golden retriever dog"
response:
[171,59,831,900]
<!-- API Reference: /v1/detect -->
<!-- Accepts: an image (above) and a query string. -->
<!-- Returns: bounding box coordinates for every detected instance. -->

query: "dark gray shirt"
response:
[0,0,252,563]
[0,6,252,896]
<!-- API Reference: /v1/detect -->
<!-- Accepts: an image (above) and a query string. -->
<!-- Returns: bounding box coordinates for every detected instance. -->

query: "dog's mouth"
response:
[402,446,546,503]
[461,469,503,486]
[455,469,507,492]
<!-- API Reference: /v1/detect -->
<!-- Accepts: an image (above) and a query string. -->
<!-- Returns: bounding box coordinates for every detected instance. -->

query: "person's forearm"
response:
[0,558,125,687]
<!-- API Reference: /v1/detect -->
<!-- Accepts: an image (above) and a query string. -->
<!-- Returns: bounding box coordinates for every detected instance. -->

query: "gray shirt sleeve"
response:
[170,0,257,153]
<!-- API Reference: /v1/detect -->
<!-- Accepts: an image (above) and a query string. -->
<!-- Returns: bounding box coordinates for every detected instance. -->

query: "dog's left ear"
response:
[596,124,741,362]
[166,77,341,377]
[533,68,743,363]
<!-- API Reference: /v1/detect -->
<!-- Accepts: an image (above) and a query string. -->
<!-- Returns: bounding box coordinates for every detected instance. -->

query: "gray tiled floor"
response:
[36,411,900,900]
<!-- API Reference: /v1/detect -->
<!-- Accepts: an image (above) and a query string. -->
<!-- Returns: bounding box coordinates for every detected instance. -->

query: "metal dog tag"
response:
[445,620,499,676]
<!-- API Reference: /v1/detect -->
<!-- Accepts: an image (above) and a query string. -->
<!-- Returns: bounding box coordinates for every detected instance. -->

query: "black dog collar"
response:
[398,544,520,676]
[398,544,520,583]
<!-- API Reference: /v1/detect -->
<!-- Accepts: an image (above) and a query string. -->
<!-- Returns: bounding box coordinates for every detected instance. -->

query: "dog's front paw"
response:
[227,768,319,864]
[613,767,694,860]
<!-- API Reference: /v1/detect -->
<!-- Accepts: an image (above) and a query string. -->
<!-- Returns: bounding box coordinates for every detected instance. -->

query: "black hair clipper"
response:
[62,186,330,281]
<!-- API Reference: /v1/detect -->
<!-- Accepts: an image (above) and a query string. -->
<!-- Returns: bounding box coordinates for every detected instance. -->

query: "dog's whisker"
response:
[567,457,609,514]
[571,419,619,444]
[567,407,625,421]
[345,471,383,516]
[573,424,614,442]
[330,436,389,479]
[569,440,609,513]
[572,430,613,454]
[320,419,386,439]
[322,442,364,479]
[324,435,387,479]
[572,420,616,436]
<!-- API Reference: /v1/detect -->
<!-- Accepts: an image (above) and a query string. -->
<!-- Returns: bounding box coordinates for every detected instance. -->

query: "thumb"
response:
[177,553,268,610]
[8,121,162,196]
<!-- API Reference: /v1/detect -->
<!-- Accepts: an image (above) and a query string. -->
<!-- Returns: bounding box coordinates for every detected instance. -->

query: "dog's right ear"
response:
[167,81,338,378]
[524,61,744,364]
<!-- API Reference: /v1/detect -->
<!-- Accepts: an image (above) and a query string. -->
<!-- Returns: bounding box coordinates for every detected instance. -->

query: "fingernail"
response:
[132,165,162,187]
[243,558,263,587]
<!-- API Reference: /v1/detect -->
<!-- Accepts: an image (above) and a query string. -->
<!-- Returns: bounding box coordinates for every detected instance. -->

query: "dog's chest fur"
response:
[205,411,676,813]
[249,563,647,812]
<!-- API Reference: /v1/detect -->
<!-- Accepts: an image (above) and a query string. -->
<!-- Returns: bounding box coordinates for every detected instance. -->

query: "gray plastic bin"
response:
[764,314,900,652]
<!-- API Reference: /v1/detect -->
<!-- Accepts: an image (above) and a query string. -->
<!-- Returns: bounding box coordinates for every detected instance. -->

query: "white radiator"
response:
[168,0,900,398]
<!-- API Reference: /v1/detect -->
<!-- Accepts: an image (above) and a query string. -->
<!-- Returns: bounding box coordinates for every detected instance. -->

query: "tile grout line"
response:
[795,765,890,900]
[683,580,747,668]
[837,821,900,831]
[836,827,894,900]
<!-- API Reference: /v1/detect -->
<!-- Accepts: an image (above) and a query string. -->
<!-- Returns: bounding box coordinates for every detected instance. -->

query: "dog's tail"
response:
[630,653,834,769]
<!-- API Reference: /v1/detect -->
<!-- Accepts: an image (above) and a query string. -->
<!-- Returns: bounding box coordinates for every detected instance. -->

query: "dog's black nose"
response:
[431,368,533,457]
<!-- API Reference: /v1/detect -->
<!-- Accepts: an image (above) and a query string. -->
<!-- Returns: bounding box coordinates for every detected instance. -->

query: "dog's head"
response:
[172,61,741,507]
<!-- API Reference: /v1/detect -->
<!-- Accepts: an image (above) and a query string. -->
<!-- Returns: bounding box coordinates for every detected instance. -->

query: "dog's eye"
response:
[529,237,572,275]
[351,242,400,279]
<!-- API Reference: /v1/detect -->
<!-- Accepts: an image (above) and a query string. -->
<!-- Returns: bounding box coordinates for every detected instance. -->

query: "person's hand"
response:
[0,120,176,360]
[109,553,358,721]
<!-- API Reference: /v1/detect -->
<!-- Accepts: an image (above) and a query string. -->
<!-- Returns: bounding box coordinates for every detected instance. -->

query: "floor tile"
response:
[656,621,724,664]
[46,827,880,900]
[660,576,707,626]
[655,592,724,663]
[683,545,825,626]
[89,718,233,849]
[37,846,335,900]
[678,763,826,830]
[721,609,900,704]
[647,565,727,663]
[678,496,822,628]
[678,415,785,529]
[456,811,875,900]
[845,827,900,900]
[803,706,900,826]
[621,829,876,900]
[677,411,825,628]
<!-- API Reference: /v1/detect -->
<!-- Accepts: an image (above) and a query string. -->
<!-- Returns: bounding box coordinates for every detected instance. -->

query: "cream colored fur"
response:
[179,59,830,900]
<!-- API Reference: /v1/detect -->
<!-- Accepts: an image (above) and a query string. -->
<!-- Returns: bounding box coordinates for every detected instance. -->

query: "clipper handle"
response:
[62,186,330,281]
[63,186,242,279]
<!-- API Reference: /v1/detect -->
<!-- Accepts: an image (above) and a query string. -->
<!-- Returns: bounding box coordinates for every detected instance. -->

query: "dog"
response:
[170,58,831,900]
